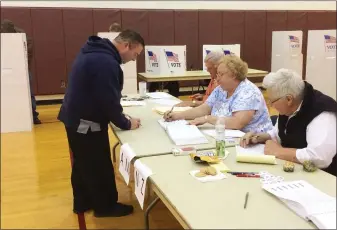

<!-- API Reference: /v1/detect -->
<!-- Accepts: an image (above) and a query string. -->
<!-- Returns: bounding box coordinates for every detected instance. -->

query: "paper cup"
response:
[139,81,147,97]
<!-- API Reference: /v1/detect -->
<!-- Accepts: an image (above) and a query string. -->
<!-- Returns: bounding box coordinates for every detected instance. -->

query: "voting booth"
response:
[145,45,186,75]
[1,33,33,133]
[306,30,336,100]
[202,44,241,71]
[271,31,303,77]
[97,32,138,94]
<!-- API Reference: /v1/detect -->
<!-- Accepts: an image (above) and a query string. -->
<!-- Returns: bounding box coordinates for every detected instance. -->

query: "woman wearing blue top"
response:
[164,55,273,133]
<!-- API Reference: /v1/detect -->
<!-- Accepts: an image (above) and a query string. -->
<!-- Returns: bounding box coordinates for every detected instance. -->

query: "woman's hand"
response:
[189,116,207,126]
[163,112,184,122]
[190,93,203,101]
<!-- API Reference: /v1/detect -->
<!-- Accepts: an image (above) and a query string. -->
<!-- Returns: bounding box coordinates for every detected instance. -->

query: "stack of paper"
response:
[153,106,192,115]
[121,101,146,107]
[158,119,209,146]
[146,92,172,99]
[263,180,336,229]
[158,119,189,130]
[235,144,277,165]
[149,99,181,107]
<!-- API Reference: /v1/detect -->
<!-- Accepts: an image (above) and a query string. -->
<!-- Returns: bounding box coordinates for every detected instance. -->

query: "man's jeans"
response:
[29,72,39,120]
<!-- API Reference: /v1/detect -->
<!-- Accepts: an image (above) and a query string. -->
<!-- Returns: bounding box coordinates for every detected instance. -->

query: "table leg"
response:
[144,196,160,230]
[112,142,119,163]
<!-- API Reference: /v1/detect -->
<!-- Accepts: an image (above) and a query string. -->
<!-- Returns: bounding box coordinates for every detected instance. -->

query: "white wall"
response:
[1,1,336,11]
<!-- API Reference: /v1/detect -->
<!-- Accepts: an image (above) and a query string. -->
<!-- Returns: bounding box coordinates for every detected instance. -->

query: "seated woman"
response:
[240,68,337,176]
[175,50,223,107]
[164,55,273,133]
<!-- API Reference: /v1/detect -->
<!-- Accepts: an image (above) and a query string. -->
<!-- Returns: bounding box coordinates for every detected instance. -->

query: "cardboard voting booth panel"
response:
[202,44,241,71]
[97,32,138,94]
[306,30,336,100]
[1,33,33,133]
[145,46,186,75]
[271,31,303,77]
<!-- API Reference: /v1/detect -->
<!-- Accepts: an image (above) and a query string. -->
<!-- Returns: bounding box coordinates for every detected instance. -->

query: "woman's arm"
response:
[205,110,255,129]
[164,103,211,121]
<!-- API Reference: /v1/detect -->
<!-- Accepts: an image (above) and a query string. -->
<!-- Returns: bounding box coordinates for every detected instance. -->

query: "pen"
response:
[167,105,175,118]
[244,192,249,209]
[228,172,259,175]
[236,174,261,178]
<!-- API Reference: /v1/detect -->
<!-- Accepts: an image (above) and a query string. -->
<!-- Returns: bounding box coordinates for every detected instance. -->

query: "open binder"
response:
[158,119,209,146]
[263,180,336,229]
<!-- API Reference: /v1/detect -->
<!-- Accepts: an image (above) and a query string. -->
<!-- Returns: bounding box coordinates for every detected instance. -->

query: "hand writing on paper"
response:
[163,111,182,122]
[189,117,207,126]
[264,140,281,157]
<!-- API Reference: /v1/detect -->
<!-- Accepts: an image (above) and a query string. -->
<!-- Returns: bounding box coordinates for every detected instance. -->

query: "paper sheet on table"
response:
[153,106,192,115]
[121,101,146,107]
[202,129,245,138]
[146,92,172,99]
[236,144,277,165]
[148,99,181,106]
[263,180,336,229]
[190,170,227,182]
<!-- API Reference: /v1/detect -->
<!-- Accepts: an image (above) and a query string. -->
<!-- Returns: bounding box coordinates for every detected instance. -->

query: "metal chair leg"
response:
[144,197,160,230]
[78,213,87,230]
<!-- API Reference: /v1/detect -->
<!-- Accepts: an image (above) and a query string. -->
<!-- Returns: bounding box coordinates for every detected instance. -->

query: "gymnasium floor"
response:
[1,94,277,229]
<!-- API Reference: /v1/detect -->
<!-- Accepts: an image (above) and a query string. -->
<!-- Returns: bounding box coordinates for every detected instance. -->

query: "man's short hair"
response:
[108,23,122,32]
[114,29,145,47]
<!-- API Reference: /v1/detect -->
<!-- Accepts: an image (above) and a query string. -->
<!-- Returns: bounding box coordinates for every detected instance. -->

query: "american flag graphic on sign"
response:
[148,51,157,62]
[289,35,300,43]
[324,35,336,43]
[223,50,231,55]
[165,51,179,62]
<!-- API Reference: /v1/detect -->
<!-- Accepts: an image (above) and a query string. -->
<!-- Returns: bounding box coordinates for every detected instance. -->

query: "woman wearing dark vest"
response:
[240,68,337,176]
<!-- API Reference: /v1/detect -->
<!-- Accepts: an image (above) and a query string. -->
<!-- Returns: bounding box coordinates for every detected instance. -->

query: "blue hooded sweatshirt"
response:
[58,36,131,131]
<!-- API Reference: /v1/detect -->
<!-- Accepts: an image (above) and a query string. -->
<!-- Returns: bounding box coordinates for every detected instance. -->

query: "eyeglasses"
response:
[267,95,286,105]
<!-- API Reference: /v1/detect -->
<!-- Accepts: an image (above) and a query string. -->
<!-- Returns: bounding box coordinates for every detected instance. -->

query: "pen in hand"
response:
[165,105,175,120]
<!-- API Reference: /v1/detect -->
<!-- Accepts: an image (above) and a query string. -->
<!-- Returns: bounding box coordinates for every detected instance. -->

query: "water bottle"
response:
[215,117,226,158]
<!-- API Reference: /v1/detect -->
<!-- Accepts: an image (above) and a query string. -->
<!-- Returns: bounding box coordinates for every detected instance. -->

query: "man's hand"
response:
[129,118,141,130]
[189,116,207,126]
[163,112,183,122]
[190,93,203,101]
[240,132,259,148]
[264,140,282,157]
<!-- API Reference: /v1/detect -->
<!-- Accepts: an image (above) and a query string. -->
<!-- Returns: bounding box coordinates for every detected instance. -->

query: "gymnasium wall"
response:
[1,4,336,95]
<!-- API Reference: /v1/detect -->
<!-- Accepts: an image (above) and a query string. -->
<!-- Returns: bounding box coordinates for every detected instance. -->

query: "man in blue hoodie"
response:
[58,30,144,217]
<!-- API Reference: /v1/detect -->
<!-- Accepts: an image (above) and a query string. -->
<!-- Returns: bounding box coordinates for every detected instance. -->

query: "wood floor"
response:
[1,94,277,229]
